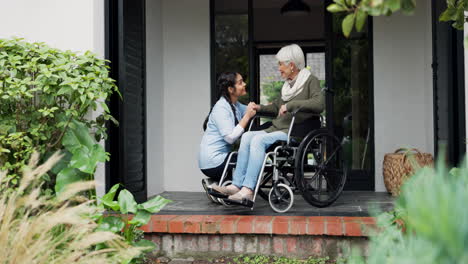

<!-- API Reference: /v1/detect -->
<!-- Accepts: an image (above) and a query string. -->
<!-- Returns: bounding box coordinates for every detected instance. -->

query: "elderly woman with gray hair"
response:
[211,44,325,205]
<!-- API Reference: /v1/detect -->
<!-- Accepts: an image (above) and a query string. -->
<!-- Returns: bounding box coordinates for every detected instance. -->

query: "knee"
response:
[240,132,255,145]
[241,131,255,140]
[250,135,266,150]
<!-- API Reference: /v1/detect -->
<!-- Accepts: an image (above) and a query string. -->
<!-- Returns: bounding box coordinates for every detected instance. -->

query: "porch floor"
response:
[154,191,394,216]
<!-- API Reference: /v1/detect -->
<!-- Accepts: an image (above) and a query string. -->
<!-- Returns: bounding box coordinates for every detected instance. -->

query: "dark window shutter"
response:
[106,0,147,202]
[432,0,466,166]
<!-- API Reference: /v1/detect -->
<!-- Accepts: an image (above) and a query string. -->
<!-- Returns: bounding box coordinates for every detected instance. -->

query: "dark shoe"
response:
[201,178,218,203]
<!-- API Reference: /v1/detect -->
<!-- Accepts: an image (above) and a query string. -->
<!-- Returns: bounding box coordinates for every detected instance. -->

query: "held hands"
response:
[246,102,258,118]
[278,104,288,116]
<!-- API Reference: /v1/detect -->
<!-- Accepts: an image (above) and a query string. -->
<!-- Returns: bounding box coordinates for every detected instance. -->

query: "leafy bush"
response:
[96,184,171,263]
[261,80,283,103]
[345,159,468,264]
[0,38,118,193]
[0,152,142,264]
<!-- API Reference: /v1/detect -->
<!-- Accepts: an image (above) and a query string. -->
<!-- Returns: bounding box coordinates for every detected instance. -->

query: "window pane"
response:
[306,52,325,81]
[214,1,249,103]
[259,54,282,105]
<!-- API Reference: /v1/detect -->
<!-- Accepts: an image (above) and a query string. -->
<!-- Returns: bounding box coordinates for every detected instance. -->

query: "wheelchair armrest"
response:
[247,115,274,131]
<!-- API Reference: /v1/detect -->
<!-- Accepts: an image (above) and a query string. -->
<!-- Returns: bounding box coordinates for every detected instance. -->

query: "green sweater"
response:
[258,74,325,134]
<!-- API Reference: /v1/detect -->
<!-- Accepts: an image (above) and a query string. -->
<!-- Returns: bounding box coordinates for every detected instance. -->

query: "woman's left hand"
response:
[278,104,288,116]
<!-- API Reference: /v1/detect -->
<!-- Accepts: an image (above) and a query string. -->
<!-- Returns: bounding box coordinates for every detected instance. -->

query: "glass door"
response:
[325,8,373,190]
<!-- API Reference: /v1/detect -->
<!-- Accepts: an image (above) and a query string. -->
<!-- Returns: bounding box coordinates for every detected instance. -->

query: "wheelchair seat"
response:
[264,115,321,153]
[266,138,300,152]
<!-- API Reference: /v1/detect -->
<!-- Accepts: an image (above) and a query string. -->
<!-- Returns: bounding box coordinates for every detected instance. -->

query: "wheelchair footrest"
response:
[207,188,229,199]
[222,197,254,208]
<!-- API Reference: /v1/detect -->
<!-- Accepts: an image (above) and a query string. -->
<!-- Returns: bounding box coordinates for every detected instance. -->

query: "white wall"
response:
[146,0,165,196]
[0,0,107,196]
[373,0,434,191]
[0,0,104,56]
[161,0,210,192]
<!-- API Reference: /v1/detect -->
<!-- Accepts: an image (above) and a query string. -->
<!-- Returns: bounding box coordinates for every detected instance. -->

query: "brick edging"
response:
[138,215,377,237]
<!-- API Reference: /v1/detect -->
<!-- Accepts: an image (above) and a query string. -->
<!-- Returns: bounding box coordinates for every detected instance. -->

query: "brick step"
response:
[142,215,377,237]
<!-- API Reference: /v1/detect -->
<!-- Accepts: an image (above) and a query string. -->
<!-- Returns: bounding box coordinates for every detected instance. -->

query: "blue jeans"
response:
[232,131,288,190]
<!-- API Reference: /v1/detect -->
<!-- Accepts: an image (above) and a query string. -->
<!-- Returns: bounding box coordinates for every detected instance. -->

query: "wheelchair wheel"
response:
[268,183,294,213]
[218,180,236,207]
[294,129,347,208]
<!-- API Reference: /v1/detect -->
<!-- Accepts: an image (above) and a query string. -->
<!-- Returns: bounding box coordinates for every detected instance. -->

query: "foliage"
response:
[261,79,283,103]
[96,184,171,263]
[0,152,142,264]
[0,38,118,193]
[439,0,467,30]
[327,0,466,37]
[344,159,468,264]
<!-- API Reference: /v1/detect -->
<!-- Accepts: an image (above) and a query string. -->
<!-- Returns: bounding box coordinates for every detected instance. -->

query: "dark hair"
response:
[202,72,240,131]
[216,72,238,101]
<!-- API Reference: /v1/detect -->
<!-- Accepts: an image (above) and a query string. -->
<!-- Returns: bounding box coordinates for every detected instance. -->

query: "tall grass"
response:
[0,152,142,264]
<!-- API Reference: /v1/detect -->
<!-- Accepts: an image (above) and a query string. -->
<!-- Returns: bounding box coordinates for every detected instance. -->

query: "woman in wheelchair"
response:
[211,44,325,206]
[198,72,257,194]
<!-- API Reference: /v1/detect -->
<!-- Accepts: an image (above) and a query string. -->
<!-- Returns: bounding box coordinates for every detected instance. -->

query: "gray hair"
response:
[275,44,305,70]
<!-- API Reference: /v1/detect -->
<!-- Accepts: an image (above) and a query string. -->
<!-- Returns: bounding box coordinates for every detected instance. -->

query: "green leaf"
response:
[439,8,457,21]
[334,0,346,6]
[327,4,346,13]
[138,195,171,213]
[62,120,95,152]
[100,184,121,211]
[401,0,416,15]
[118,189,137,214]
[50,150,72,174]
[386,0,401,12]
[129,210,152,227]
[342,13,356,38]
[69,144,107,174]
[97,216,125,233]
[101,199,120,211]
[54,167,86,194]
[69,146,94,173]
[102,184,120,202]
[133,239,156,253]
[355,9,368,32]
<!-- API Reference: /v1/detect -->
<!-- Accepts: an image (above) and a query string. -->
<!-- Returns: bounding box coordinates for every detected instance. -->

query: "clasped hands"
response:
[245,102,288,118]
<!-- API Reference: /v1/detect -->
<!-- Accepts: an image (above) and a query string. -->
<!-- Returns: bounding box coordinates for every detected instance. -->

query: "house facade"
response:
[0,0,465,201]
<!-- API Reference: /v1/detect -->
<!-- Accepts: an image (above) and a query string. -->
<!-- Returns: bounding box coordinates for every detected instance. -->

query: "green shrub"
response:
[261,79,283,103]
[0,38,118,193]
[345,159,468,264]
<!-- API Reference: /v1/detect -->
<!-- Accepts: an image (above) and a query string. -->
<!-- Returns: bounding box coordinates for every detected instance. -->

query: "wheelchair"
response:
[205,108,347,213]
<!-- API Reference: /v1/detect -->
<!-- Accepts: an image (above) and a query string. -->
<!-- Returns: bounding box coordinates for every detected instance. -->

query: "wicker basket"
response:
[383,148,434,196]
